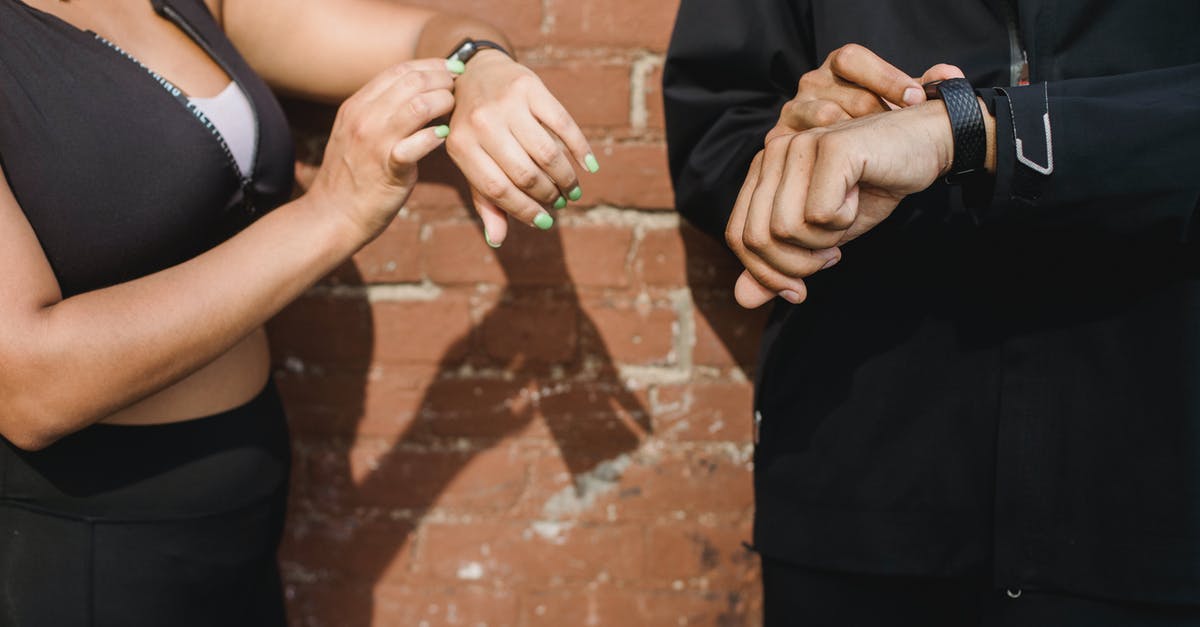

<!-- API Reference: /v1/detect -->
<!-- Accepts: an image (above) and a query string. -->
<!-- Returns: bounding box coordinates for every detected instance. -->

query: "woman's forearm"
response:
[5,195,360,448]
[414,13,512,61]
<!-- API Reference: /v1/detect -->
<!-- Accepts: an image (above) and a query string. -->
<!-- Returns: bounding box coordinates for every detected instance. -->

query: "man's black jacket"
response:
[664,0,1200,603]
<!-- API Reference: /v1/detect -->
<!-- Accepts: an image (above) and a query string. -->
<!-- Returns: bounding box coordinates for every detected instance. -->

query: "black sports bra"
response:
[0,0,294,298]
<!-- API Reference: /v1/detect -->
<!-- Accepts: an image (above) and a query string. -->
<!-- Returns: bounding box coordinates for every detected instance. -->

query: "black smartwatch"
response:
[923,78,987,185]
[446,38,514,71]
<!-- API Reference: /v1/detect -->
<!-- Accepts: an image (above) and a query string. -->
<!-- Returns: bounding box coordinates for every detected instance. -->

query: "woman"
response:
[0,0,595,624]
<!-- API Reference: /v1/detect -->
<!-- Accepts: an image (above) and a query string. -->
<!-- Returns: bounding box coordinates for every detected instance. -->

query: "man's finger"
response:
[826,43,924,107]
[920,63,967,84]
[735,270,800,309]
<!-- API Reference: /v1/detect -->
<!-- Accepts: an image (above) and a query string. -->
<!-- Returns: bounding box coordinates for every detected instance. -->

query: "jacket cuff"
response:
[973,83,1056,216]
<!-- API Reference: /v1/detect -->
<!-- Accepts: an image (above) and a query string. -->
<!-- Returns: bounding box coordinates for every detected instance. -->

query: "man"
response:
[664,1,1200,624]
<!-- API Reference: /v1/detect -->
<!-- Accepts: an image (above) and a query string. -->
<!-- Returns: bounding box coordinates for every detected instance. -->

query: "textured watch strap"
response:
[448,38,514,65]
[925,78,987,183]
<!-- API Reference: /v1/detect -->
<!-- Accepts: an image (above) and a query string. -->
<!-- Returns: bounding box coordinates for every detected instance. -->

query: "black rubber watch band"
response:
[447,38,514,65]
[924,78,987,185]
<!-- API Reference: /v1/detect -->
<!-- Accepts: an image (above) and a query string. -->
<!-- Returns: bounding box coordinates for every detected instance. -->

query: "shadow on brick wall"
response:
[268,102,656,625]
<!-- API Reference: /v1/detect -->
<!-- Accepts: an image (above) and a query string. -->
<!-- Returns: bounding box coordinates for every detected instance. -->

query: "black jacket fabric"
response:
[664,0,1200,604]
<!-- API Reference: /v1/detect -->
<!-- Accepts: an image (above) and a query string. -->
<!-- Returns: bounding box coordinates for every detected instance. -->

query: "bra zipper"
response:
[91,33,252,208]
[159,1,262,212]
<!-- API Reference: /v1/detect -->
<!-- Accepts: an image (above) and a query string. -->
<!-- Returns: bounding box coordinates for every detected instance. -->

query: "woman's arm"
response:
[222,0,597,247]
[0,60,453,451]
[219,0,490,103]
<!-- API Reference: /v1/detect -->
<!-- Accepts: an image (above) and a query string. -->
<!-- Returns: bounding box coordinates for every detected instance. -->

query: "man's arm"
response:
[981,64,1200,224]
[663,0,816,242]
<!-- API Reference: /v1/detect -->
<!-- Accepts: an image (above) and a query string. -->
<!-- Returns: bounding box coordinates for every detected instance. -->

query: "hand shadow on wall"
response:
[271,101,652,626]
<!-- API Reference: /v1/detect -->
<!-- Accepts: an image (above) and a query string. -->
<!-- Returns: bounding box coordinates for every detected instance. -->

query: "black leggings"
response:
[762,556,1200,627]
[0,381,290,627]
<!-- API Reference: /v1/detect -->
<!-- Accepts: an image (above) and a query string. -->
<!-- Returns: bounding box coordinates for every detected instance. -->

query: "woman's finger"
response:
[480,127,564,207]
[529,89,598,175]
[471,189,510,248]
[388,125,450,176]
[359,62,455,104]
[510,114,580,206]
[379,87,455,139]
[450,144,552,228]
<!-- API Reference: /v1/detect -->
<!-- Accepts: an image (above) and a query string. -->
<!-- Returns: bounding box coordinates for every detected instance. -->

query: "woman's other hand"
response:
[445,51,597,247]
[306,58,456,244]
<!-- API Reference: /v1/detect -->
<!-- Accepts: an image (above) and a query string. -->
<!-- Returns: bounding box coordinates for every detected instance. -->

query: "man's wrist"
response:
[980,96,997,174]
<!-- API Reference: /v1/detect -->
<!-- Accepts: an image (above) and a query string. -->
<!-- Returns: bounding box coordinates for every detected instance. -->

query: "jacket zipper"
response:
[1003,0,1031,85]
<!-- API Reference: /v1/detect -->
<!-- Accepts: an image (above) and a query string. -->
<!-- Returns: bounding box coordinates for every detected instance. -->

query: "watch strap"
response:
[924,78,987,185]
[447,38,514,65]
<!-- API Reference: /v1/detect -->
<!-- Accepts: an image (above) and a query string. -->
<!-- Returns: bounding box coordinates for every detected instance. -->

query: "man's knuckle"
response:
[743,229,770,254]
[813,101,844,126]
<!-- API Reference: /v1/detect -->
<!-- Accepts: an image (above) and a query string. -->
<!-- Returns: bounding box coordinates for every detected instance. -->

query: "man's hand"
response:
[728,101,959,308]
[768,44,965,141]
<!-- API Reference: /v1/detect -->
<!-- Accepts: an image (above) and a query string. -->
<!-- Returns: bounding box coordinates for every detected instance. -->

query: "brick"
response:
[481,301,579,364]
[523,586,757,627]
[347,218,423,284]
[645,64,666,130]
[300,440,528,513]
[692,301,769,371]
[275,367,436,438]
[285,582,519,627]
[404,0,544,48]
[521,446,753,523]
[636,223,744,288]
[423,221,633,288]
[530,62,632,129]
[280,512,418,584]
[423,220,509,285]
[653,381,754,443]
[581,300,677,366]
[561,223,636,288]
[418,378,542,440]
[537,384,651,458]
[419,521,644,583]
[268,296,473,368]
[645,521,758,585]
[584,143,674,210]
[545,0,682,50]
[618,449,754,517]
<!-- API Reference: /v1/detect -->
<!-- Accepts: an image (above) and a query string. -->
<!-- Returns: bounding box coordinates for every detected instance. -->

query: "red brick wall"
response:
[271,1,769,624]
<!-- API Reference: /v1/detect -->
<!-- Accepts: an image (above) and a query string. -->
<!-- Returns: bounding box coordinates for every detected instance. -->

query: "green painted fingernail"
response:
[568,186,583,202]
[585,153,600,174]
[484,228,501,248]
[434,125,450,139]
[553,196,567,210]
[533,212,554,230]
[446,58,466,75]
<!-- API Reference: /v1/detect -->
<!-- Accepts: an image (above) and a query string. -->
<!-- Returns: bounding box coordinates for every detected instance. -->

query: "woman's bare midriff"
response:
[100,327,272,426]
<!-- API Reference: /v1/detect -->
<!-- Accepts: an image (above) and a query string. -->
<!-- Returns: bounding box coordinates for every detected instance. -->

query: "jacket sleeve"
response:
[663,0,816,242]
[981,63,1200,233]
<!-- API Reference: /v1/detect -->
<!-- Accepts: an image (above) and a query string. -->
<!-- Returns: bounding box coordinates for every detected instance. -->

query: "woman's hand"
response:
[445,51,597,246]
[306,58,456,244]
